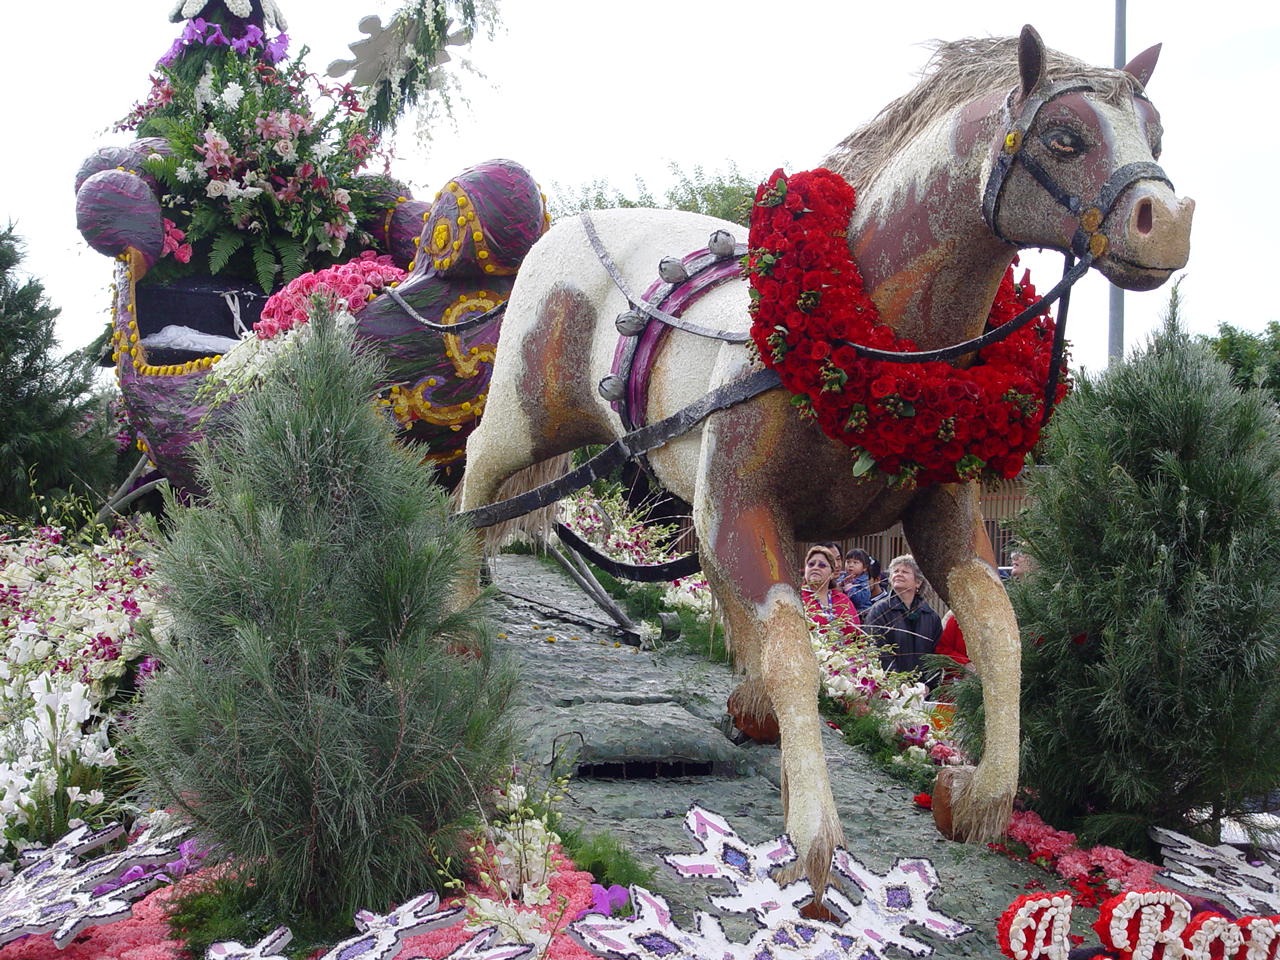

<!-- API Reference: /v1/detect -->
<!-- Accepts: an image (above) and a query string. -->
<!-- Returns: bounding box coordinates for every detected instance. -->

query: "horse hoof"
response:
[931,765,976,841]
[799,898,838,922]
[726,686,780,744]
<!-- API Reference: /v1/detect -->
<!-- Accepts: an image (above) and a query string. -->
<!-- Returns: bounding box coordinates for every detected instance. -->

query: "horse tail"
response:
[463,453,574,555]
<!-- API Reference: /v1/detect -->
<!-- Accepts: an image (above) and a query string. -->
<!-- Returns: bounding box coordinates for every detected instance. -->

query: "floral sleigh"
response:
[73,1,549,494]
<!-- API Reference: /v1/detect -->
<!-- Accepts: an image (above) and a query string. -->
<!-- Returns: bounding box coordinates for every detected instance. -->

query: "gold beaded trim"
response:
[111,254,223,378]
[384,379,488,430]
[430,179,518,276]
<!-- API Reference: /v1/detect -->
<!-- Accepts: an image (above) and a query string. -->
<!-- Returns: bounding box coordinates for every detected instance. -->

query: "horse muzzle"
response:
[1097,183,1195,291]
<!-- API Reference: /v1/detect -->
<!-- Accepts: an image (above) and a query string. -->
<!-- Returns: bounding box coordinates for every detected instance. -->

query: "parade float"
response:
[76,0,547,498]
[12,0,1236,955]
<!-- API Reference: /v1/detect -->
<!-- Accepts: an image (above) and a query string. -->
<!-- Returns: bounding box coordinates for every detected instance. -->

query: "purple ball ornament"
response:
[76,169,164,269]
[421,159,550,278]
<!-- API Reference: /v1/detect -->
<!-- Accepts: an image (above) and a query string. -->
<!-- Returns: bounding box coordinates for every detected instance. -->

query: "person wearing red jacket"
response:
[936,610,971,667]
[800,544,861,634]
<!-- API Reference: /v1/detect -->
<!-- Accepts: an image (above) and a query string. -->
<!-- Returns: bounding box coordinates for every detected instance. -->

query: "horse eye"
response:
[1040,127,1088,158]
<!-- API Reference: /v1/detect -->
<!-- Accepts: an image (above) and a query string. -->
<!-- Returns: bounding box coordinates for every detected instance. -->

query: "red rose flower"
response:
[747,168,1067,485]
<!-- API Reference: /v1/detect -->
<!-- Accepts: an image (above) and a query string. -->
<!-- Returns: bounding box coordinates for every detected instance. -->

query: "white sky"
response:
[3,1,1277,375]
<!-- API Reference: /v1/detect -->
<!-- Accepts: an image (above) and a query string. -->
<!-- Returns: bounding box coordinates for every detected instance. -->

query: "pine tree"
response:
[0,227,115,518]
[962,286,1280,849]
[127,305,515,923]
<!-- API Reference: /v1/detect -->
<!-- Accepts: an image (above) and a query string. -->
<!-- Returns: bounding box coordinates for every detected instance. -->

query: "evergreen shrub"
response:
[127,306,515,923]
[0,227,116,517]
[961,293,1280,849]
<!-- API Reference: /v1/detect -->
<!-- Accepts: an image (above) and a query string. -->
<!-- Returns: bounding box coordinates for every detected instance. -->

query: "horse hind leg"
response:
[702,563,778,743]
[460,279,613,531]
[454,416,546,602]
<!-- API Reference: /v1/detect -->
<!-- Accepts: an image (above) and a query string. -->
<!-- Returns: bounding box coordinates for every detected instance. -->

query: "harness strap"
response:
[1100,161,1172,213]
[383,284,508,333]
[981,81,1096,234]
[554,522,701,581]
[580,211,749,343]
[459,367,781,529]
[1042,254,1076,426]
[837,251,1094,364]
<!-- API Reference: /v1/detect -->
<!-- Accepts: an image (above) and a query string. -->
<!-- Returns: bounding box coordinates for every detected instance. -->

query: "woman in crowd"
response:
[801,544,860,634]
[841,548,874,613]
[817,541,847,593]
[863,554,943,676]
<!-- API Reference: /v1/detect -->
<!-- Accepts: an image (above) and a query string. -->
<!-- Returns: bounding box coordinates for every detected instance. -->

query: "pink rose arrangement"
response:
[254,252,405,340]
[999,808,1163,907]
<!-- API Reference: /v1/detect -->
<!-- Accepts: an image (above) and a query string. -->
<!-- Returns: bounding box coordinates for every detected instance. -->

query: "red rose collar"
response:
[746,168,1069,487]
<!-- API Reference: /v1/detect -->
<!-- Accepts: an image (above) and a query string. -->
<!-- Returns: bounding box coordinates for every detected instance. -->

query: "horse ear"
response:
[1017,25,1046,102]
[1122,43,1162,88]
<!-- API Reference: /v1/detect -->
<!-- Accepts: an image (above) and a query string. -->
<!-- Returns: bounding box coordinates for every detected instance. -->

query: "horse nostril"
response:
[1136,198,1154,235]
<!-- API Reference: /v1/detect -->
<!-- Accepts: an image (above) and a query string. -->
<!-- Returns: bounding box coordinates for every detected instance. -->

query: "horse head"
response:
[984,25,1194,291]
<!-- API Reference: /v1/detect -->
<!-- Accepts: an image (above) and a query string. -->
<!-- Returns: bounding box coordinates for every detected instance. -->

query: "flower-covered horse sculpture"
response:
[459,27,1193,899]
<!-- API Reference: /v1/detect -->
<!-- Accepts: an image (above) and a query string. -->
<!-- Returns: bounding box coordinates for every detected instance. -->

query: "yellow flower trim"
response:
[441,291,501,378]
[110,259,223,378]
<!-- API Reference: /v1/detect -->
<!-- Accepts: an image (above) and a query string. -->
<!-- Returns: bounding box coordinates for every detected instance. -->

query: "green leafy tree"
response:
[551,161,761,226]
[959,286,1280,850]
[127,305,515,926]
[0,227,115,518]
[1200,320,1280,401]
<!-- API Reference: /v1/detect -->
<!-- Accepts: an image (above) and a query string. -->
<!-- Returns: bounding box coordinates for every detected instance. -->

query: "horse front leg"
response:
[903,482,1020,841]
[694,489,844,901]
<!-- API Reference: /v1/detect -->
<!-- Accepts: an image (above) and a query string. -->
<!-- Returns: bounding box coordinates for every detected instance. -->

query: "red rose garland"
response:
[746,168,1070,486]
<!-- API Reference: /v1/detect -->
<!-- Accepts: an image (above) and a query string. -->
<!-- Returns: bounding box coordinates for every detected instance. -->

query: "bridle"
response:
[981,79,1173,260]
[841,78,1175,426]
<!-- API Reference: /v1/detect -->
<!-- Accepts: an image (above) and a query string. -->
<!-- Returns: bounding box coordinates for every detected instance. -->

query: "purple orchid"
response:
[157,38,186,67]
[135,656,160,687]
[180,18,207,44]
[575,883,632,921]
[91,863,158,897]
[264,33,289,64]
[900,723,931,748]
[89,837,210,897]
[230,23,264,55]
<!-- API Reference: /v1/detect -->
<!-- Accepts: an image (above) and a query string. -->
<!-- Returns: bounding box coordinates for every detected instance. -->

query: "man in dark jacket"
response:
[864,554,943,677]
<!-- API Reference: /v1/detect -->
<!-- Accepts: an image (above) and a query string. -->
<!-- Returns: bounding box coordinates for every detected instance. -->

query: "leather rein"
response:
[845,79,1174,425]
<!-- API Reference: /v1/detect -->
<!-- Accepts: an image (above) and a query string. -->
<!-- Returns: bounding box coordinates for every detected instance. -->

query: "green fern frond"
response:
[251,238,278,292]
[272,237,307,284]
[208,230,246,275]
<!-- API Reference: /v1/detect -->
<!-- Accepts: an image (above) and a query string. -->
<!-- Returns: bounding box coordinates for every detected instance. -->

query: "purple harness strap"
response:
[606,245,746,432]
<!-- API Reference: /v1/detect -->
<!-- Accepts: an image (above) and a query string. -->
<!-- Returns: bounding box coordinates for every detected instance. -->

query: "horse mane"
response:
[823,36,1142,193]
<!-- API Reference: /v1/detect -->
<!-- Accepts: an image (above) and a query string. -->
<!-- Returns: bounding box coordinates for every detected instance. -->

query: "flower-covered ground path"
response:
[487,554,1054,957]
